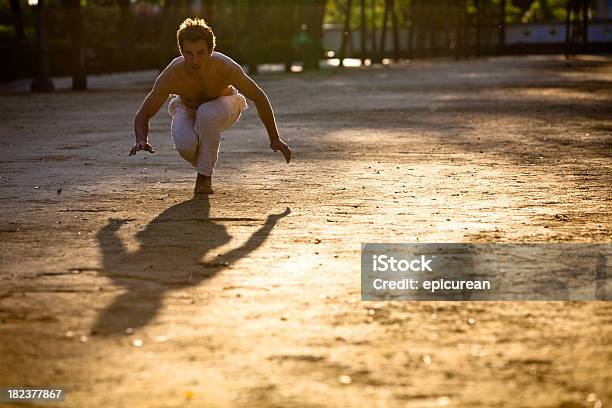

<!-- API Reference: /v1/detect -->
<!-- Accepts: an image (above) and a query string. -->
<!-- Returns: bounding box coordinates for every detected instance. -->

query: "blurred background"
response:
[1,0,611,87]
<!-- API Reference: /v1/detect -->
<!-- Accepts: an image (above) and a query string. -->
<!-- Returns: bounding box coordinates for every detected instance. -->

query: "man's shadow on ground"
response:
[93,195,290,336]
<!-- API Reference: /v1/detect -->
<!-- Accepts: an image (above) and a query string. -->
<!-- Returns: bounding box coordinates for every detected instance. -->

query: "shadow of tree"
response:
[93,195,290,336]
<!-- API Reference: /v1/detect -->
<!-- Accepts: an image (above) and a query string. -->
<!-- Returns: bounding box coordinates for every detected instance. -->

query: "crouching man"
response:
[130,17,291,194]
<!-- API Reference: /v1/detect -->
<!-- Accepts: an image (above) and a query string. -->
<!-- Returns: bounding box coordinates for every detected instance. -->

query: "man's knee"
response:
[173,137,197,165]
[195,104,223,135]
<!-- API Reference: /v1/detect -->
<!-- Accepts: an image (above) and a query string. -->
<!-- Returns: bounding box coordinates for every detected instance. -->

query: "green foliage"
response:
[5,0,571,78]
[505,1,523,24]
[0,23,13,38]
[324,0,342,24]
[82,4,121,47]
[324,0,562,28]
[325,0,413,29]
[521,0,567,22]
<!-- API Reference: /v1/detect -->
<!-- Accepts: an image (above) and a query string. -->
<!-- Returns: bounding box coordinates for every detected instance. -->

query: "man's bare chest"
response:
[173,76,231,109]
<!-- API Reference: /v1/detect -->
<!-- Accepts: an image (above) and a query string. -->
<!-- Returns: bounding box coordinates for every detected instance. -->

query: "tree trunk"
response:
[499,0,506,54]
[415,0,424,56]
[31,0,55,92]
[582,0,589,50]
[282,0,299,72]
[463,0,470,58]
[370,0,377,61]
[390,0,399,61]
[64,0,87,89]
[571,0,581,46]
[301,0,327,71]
[246,0,260,74]
[565,0,572,58]
[407,0,415,58]
[377,0,389,63]
[474,0,481,56]
[117,0,132,71]
[9,0,26,41]
[455,0,466,60]
[339,0,353,67]
[159,0,177,70]
[203,0,215,25]
[360,0,366,65]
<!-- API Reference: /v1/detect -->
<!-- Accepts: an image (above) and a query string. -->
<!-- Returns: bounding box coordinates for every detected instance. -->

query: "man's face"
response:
[181,40,210,72]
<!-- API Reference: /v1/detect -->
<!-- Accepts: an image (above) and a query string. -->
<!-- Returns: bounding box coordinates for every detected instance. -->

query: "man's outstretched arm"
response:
[231,67,292,163]
[217,208,291,266]
[130,75,171,156]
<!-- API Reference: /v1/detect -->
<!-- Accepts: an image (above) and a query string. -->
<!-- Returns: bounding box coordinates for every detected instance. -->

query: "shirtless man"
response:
[130,17,291,194]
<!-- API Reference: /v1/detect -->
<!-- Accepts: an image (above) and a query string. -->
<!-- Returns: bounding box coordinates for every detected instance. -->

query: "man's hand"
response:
[268,207,291,221]
[270,138,291,164]
[129,140,155,156]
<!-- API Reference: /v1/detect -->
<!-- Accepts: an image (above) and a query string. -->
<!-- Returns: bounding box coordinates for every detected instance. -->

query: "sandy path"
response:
[0,55,611,407]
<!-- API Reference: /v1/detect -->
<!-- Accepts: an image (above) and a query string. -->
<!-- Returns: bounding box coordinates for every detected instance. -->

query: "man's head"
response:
[177,18,216,71]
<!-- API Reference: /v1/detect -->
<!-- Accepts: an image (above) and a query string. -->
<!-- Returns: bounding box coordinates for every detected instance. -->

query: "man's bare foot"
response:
[194,173,214,194]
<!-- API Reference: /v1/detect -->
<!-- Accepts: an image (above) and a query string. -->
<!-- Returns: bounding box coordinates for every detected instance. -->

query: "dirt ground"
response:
[0,55,611,407]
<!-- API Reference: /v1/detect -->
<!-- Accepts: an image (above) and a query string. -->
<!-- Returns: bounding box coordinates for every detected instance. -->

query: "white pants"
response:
[168,87,248,176]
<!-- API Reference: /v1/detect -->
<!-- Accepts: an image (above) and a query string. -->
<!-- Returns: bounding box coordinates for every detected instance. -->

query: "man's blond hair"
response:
[176,18,216,54]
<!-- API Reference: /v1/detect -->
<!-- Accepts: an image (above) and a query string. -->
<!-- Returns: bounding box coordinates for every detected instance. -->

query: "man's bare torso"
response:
[162,52,240,110]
